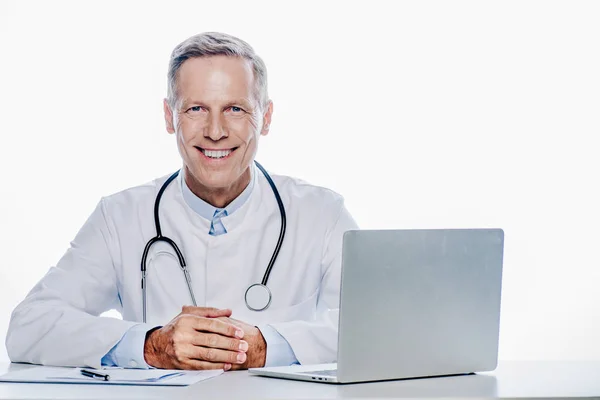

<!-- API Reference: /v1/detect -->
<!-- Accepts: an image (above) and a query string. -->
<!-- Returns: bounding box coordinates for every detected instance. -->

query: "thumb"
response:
[181,306,232,318]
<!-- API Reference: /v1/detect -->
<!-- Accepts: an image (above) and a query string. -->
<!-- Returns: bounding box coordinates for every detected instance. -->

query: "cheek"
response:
[175,133,191,160]
[228,119,258,144]
[175,127,198,156]
[238,135,259,164]
[177,120,203,142]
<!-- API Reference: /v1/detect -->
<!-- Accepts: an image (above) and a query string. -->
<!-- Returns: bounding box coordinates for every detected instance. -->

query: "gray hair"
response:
[167,32,269,111]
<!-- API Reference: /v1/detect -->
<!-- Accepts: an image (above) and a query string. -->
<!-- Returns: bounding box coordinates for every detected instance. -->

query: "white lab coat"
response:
[6,165,358,368]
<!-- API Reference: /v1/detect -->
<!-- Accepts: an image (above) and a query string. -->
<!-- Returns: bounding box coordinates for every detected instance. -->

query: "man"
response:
[6,32,357,370]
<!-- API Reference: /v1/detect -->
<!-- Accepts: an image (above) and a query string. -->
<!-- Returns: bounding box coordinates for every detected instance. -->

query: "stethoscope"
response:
[141,161,286,323]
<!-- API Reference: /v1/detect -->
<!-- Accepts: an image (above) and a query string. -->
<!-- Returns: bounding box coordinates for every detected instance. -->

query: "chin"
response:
[195,169,237,189]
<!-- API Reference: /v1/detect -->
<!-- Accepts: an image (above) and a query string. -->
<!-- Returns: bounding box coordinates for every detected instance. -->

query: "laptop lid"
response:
[336,229,504,383]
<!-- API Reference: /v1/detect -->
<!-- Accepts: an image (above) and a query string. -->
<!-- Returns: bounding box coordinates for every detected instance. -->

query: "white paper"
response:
[0,366,223,386]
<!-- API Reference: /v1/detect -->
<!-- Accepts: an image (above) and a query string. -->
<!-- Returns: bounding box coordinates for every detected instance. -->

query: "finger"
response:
[181,359,233,371]
[181,306,232,318]
[191,332,249,352]
[214,317,244,330]
[187,346,247,365]
[191,317,244,339]
[229,363,246,371]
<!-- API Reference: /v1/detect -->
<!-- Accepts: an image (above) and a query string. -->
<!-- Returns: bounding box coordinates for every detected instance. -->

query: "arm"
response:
[225,199,358,367]
[271,200,358,364]
[268,198,358,364]
[6,199,263,370]
[5,199,137,368]
[101,324,159,368]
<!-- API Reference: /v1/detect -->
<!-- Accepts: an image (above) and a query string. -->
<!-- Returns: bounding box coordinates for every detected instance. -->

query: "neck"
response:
[183,167,251,209]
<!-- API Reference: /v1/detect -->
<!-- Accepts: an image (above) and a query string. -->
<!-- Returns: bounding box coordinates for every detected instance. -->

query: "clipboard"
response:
[0,366,223,386]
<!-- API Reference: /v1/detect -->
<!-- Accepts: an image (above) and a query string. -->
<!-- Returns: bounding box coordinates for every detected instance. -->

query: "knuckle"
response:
[204,348,215,362]
[171,331,184,343]
[229,339,238,350]
[172,345,184,361]
[207,335,219,348]
[207,319,217,331]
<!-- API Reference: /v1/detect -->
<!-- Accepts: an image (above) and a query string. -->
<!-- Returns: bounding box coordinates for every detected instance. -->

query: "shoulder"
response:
[98,172,176,215]
[268,172,346,217]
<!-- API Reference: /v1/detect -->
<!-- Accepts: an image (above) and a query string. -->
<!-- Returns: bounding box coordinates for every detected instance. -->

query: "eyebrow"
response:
[182,99,253,108]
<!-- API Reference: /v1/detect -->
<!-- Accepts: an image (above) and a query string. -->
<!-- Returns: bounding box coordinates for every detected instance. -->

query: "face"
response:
[164,55,273,192]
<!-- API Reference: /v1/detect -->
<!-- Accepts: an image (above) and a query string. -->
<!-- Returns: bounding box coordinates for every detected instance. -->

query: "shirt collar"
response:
[180,166,255,221]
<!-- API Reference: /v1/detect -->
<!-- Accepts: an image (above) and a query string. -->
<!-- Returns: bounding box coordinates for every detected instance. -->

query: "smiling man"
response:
[6,32,358,370]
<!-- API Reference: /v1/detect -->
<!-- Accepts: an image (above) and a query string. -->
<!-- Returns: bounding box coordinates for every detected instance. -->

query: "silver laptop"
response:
[250,229,504,384]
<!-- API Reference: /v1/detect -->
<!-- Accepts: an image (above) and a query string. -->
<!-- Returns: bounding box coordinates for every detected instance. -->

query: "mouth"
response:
[195,146,238,161]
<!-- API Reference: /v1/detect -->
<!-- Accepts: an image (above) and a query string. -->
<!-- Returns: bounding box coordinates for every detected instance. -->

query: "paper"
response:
[0,366,223,386]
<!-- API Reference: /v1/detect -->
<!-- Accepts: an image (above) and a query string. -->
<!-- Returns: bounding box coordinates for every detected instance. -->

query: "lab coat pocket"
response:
[254,288,319,325]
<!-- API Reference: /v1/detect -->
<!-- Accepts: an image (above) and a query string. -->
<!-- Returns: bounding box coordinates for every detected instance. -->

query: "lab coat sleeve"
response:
[6,199,140,368]
[102,324,159,369]
[257,324,299,367]
[268,199,359,365]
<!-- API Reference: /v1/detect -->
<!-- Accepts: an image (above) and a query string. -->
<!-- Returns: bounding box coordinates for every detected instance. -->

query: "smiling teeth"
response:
[202,149,232,159]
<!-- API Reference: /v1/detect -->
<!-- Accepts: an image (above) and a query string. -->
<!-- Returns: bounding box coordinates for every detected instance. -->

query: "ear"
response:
[260,101,274,137]
[163,99,176,134]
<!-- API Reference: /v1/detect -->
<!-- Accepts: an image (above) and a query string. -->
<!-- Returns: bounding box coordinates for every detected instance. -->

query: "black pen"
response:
[80,369,111,381]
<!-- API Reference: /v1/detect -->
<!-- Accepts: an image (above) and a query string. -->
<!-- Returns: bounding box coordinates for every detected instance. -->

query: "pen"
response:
[80,369,111,381]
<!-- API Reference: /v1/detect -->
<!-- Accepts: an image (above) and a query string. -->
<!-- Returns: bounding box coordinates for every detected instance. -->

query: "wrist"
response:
[253,327,267,368]
[143,327,162,367]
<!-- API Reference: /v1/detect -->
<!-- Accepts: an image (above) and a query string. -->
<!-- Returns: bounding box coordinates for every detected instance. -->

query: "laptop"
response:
[249,228,504,384]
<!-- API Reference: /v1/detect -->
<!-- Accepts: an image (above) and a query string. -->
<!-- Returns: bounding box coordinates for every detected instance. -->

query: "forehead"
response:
[176,55,256,103]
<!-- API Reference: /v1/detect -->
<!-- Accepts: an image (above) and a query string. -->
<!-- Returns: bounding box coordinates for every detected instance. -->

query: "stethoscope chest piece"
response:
[245,283,272,311]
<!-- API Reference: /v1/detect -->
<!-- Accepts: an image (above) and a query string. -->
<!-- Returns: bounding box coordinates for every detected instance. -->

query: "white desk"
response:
[0,361,599,399]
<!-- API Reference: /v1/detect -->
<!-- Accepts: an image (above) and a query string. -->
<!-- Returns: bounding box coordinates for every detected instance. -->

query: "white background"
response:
[0,0,599,363]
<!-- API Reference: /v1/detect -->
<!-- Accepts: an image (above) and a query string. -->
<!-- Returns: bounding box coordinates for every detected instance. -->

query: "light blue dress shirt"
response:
[102,169,299,368]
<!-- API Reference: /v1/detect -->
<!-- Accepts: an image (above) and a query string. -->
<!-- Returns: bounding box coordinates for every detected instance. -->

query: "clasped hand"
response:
[143,306,266,370]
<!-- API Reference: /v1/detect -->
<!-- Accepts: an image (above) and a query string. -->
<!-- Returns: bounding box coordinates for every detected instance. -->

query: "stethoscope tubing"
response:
[253,161,287,286]
[141,161,284,323]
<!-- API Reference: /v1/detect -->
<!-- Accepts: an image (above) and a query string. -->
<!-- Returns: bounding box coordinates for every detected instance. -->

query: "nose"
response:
[205,114,228,141]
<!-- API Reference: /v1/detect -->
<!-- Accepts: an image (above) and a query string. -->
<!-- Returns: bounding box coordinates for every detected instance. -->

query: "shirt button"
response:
[129,360,138,368]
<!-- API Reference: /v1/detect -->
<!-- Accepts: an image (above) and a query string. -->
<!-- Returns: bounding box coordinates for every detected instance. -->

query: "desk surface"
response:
[0,361,599,399]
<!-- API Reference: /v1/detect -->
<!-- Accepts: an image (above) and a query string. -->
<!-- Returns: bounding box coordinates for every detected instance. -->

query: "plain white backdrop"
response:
[0,0,599,363]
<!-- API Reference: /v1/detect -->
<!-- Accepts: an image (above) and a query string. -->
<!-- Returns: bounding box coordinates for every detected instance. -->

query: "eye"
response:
[187,106,202,113]
[230,106,243,113]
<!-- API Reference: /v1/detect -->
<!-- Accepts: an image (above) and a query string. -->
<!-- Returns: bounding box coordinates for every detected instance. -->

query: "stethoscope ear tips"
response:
[245,283,272,311]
